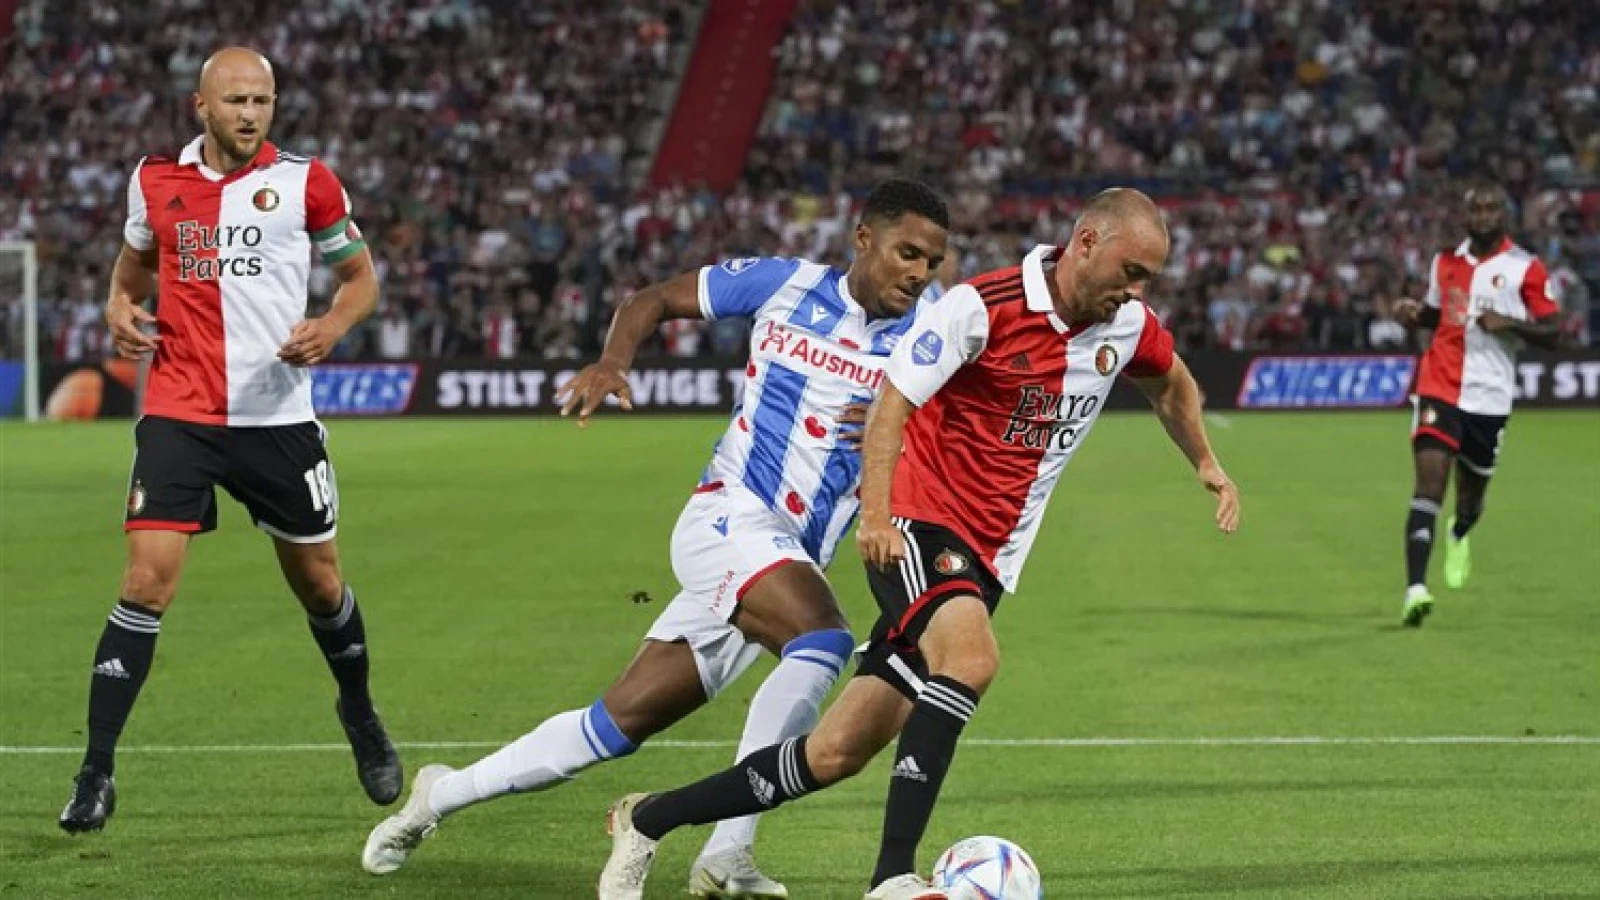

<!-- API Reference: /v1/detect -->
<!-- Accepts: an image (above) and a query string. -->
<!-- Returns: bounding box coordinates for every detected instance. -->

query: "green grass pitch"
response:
[2,411,1596,898]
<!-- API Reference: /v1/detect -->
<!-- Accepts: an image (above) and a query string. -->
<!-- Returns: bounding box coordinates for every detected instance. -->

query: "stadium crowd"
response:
[3,0,1596,364]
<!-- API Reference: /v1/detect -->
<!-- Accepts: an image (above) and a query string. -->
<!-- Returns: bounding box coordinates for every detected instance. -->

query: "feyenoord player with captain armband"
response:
[58,48,399,834]
[597,188,1240,900]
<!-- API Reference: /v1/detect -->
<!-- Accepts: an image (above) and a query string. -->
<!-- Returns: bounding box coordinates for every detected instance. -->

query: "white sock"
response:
[428,701,637,817]
[698,628,853,861]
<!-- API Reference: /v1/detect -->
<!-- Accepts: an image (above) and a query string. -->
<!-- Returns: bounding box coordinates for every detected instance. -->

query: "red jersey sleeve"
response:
[306,159,365,263]
[1519,258,1560,319]
[1124,304,1175,377]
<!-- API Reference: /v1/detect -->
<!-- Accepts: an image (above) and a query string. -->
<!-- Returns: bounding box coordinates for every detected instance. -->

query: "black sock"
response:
[872,675,979,886]
[1452,505,1482,541]
[1405,497,1440,587]
[307,585,371,716]
[633,736,820,840]
[83,601,163,775]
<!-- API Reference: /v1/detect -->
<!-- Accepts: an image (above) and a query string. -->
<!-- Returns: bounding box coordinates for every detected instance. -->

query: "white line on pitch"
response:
[1,735,1596,755]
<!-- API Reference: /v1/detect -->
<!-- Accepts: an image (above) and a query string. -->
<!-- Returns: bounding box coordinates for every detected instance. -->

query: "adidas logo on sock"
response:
[327,642,366,661]
[1410,528,1432,542]
[892,756,927,782]
[746,768,775,806]
[93,658,130,679]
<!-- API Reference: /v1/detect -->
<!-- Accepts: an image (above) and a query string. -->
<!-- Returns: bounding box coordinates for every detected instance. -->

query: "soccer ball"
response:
[931,835,1042,899]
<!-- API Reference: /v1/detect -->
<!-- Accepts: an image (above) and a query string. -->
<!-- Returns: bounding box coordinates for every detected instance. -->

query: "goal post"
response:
[0,241,40,422]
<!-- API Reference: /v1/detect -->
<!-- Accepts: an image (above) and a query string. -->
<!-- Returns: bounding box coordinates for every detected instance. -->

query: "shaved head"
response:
[193,47,275,173]
[1073,188,1169,248]
[1053,187,1171,325]
[198,47,274,93]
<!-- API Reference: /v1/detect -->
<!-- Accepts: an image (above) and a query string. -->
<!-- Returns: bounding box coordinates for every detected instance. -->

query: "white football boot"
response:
[688,847,789,898]
[361,764,452,874]
[598,793,659,900]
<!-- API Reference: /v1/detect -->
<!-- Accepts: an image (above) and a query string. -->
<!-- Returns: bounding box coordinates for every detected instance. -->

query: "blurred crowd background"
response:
[3,0,1596,364]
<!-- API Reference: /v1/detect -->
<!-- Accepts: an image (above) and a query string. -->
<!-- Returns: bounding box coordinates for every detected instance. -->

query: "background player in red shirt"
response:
[60,48,397,833]
[596,189,1240,900]
[1392,182,1561,626]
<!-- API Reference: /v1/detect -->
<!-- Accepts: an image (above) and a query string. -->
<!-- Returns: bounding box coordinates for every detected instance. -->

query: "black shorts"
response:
[1411,396,1508,476]
[124,415,339,542]
[854,517,1004,700]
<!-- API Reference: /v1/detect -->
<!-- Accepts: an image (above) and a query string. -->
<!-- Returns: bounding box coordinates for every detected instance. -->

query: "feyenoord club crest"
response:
[127,480,146,515]
[252,187,279,212]
[1422,406,1438,426]
[934,550,968,576]
[1491,274,1506,289]
[1095,344,1119,376]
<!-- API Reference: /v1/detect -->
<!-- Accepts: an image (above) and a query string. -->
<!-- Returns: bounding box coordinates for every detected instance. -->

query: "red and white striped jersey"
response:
[124,136,366,426]
[886,245,1175,592]
[1417,237,1558,415]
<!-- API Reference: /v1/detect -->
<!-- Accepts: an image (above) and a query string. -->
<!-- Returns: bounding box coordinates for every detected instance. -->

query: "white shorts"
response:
[645,483,817,698]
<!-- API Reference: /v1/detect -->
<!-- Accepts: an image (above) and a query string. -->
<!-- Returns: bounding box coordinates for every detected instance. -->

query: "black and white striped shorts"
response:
[855,517,1004,700]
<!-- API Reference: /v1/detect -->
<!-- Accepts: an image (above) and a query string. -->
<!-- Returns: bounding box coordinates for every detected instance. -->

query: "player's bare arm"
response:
[557,269,703,424]
[106,242,161,359]
[278,249,378,367]
[1477,309,1561,349]
[856,383,917,567]
[1133,354,1240,534]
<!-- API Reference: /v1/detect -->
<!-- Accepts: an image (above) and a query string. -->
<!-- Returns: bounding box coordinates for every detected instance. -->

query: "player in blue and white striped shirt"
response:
[364,180,949,899]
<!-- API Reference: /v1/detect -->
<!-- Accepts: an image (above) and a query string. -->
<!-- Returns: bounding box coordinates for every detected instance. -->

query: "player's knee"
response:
[120,562,179,611]
[288,566,344,615]
[935,649,999,696]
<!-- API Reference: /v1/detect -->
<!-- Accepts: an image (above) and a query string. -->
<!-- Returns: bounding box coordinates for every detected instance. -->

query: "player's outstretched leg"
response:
[601,676,912,898]
[365,638,707,875]
[61,532,188,833]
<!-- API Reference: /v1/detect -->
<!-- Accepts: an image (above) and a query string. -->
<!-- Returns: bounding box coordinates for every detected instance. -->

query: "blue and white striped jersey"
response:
[696,256,919,567]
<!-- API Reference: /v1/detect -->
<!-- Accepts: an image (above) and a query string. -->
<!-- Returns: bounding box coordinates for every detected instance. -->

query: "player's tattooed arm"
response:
[105,242,160,359]
[558,270,702,425]
[1133,354,1240,534]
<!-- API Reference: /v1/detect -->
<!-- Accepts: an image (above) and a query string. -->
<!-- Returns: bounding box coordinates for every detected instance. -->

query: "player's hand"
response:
[556,361,632,426]
[857,516,906,569]
[1198,460,1240,534]
[1392,298,1423,327]
[106,297,160,359]
[1477,310,1517,333]
[837,402,870,449]
[277,317,347,367]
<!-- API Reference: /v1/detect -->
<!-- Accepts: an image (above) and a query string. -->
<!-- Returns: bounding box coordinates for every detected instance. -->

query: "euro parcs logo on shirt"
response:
[911,330,944,366]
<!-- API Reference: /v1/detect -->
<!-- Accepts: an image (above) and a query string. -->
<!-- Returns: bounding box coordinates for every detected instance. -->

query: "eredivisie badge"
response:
[252,187,279,212]
[933,549,968,576]
[127,480,146,515]
[1095,343,1119,376]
